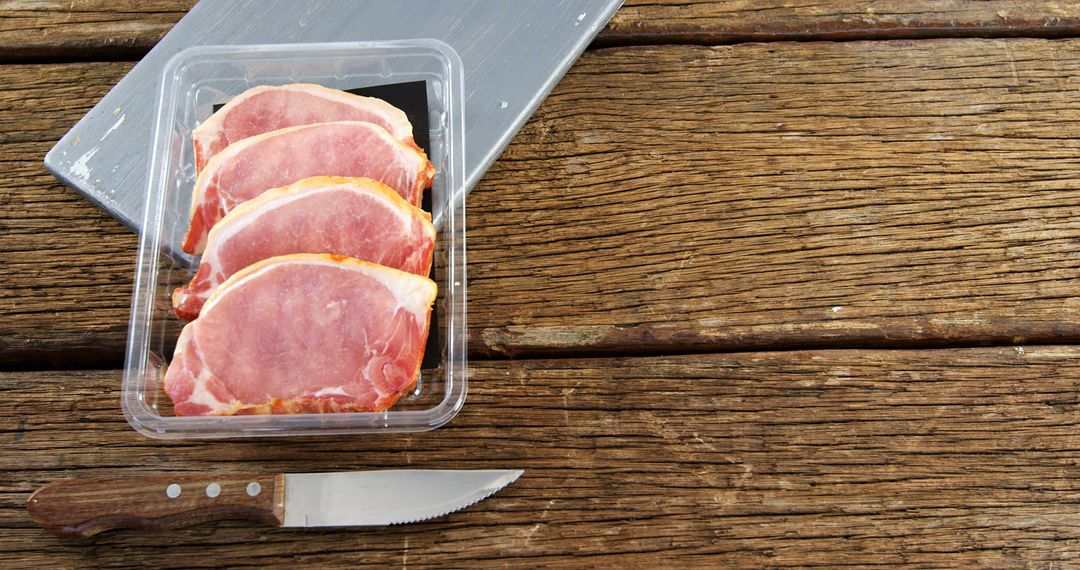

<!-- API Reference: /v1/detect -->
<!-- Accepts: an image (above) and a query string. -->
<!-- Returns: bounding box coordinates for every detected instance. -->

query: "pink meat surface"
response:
[172,176,435,321]
[164,254,437,416]
[182,121,435,255]
[192,84,419,172]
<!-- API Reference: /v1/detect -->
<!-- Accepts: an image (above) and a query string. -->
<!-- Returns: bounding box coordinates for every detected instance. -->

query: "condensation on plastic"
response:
[123,40,466,439]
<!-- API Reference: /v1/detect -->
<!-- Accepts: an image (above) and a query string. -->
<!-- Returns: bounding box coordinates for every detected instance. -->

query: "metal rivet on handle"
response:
[205,483,221,498]
[166,483,181,499]
[246,482,262,497]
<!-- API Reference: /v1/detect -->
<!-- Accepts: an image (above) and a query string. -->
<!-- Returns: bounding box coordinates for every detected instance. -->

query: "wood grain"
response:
[0,0,194,60]
[3,347,1080,566]
[605,1,1080,45]
[471,38,1080,356]
[0,62,137,368]
[3,1,1080,60]
[8,39,1080,365]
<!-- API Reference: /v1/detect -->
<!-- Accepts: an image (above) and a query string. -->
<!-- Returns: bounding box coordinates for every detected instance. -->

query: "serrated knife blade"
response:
[282,469,523,527]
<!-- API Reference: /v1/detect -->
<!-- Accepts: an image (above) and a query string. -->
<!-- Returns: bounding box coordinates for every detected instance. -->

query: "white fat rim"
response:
[206,183,418,256]
[192,84,412,142]
[202,257,436,323]
[194,121,418,210]
[191,85,268,142]
[312,386,349,398]
[277,84,412,139]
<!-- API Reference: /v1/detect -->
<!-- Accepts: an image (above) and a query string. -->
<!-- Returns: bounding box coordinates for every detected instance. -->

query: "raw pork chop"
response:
[192,84,420,172]
[172,176,436,320]
[182,121,435,254]
[164,254,437,416]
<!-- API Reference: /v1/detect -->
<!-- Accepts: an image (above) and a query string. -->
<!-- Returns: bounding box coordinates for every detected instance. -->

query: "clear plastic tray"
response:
[123,40,466,439]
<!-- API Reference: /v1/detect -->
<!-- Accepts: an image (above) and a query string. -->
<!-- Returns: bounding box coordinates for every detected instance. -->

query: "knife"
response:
[28,469,522,537]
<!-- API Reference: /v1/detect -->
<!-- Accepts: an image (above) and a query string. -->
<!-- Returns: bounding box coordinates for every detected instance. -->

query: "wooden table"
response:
[5,1,1080,567]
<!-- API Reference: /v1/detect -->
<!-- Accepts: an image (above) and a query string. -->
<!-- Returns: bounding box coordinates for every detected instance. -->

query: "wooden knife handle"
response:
[27,473,285,538]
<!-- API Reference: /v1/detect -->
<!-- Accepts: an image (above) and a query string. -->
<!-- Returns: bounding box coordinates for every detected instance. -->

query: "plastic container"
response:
[123,40,466,439]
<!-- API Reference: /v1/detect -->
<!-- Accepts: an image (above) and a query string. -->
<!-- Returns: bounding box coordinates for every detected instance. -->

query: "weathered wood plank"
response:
[3,1,1080,60]
[469,38,1080,357]
[3,347,1080,567]
[0,62,136,368]
[8,39,1080,365]
[0,0,194,60]
[605,1,1080,44]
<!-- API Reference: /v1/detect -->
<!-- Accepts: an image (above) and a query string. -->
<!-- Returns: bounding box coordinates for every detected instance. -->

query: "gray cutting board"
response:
[44,0,622,232]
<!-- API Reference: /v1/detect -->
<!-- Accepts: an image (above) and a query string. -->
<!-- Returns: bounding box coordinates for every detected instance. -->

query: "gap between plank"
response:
[6,25,1080,65]
[1,338,1070,373]
[593,25,1080,49]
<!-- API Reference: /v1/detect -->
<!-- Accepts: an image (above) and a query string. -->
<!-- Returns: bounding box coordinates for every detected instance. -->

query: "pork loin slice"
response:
[192,84,420,172]
[182,121,435,255]
[164,254,437,416]
[172,176,435,321]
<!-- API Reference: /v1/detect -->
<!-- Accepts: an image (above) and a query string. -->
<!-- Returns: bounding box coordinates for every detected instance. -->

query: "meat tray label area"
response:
[210,80,442,371]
